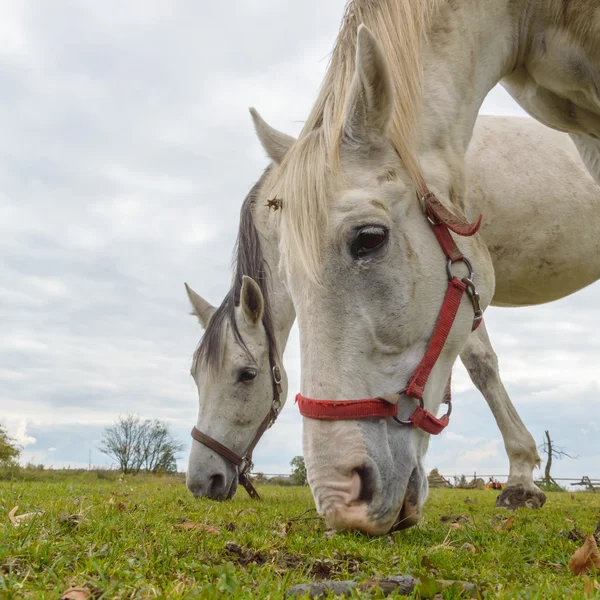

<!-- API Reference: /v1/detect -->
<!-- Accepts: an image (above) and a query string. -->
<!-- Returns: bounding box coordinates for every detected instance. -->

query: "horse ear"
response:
[250,107,296,164]
[184,283,216,329]
[240,275,264,326]
[343,25,393,144]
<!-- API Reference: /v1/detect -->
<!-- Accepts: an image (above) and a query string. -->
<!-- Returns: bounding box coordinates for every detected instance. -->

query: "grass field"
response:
[0,473,599,599]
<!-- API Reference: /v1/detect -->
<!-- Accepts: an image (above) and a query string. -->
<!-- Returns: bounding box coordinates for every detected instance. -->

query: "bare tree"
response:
[139,420,184,473]
[539,430,577,488]
[99,414,183,474]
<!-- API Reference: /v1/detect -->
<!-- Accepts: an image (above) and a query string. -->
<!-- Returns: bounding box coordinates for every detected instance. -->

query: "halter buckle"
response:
[462,277,483,324]
[239,456,253,475]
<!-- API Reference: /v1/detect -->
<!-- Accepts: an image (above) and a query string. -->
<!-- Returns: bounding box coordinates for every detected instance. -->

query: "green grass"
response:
[0,474,598,599]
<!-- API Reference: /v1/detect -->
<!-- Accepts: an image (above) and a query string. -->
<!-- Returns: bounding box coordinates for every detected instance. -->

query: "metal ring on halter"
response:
[443,399,453,419]
[272,365,282,384]
[446,257,474,283]
[392,388,421,426]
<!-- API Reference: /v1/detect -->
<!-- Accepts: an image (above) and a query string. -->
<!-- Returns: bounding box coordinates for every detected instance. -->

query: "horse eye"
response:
[239,368,258,383]
[351,226,388,258]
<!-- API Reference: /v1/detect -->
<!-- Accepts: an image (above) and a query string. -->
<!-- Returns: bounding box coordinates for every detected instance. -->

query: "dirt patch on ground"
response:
[224,542,361,579]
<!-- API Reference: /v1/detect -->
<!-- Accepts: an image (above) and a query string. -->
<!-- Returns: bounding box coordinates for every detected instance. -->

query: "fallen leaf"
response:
[173,522,221,534]
[584,578,600,596]
[8,505,42,527]
[60,588,90,600]
[117,502,127,512]
[107,497,115,506]
[495,516,515,532]
[59,583,103,599]
[449,522,463,530]
[569,535,600,576]
[461,543,477,554]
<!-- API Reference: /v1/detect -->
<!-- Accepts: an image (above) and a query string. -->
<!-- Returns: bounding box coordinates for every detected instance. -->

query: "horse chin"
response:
[390,499,422,531]
[226,476,238,500]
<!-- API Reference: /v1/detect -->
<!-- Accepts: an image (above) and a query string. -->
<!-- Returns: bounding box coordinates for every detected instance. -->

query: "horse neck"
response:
[417,0,523,202]
[251,195,296,351]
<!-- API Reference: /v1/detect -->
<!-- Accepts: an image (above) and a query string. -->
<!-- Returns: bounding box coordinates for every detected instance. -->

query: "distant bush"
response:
[267,477,295,487]
[0,466,183,483]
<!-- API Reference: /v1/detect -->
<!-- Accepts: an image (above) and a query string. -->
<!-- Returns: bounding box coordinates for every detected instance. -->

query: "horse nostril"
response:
[187,482,203,498]
[208,473,226,497]
[354,465,374,504]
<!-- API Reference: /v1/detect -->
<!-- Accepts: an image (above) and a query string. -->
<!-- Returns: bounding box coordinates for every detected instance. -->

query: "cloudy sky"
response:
[1,1,598,485]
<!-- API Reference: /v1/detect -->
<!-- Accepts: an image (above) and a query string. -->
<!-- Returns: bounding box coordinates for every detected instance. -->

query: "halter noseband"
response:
[296,188,483,435]
[191,362,283,499]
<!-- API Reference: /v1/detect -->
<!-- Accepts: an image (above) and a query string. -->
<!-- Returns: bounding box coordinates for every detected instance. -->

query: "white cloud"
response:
[458,440,502,465]
[443,432,466,441]
[3,418,36,447]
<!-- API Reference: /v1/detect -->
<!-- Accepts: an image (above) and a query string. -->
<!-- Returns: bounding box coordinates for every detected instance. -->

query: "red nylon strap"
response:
[430,220,464,262]
[424,195,481,263]
[409,406,449,435]
[296,277,468,433]
[405,277,466,399]
[295,396,398,420]
[424,194,482,237]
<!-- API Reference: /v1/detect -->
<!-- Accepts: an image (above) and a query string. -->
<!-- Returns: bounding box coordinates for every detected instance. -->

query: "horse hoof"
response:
[495,484,546,510]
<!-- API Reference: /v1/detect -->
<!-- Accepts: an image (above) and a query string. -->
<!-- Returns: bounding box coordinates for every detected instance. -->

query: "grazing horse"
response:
[252,0,600,535]
[185,115,600,504]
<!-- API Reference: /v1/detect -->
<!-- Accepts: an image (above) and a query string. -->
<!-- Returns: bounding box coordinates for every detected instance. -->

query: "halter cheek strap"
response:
[296,190,483,435]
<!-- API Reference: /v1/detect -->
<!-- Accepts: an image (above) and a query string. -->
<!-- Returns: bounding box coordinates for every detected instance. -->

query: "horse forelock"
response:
[275,0,443,282]
[195,167,278,376]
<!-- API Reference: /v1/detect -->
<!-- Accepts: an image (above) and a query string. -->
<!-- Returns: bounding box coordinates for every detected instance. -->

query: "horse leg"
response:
[459,321,546,509]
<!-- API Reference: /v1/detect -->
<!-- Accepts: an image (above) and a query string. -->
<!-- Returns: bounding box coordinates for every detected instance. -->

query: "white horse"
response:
[185,115,599,506]
[249,0,600,535]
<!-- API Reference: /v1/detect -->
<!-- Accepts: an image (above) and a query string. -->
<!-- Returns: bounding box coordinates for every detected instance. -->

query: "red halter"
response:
[296,190,483,436]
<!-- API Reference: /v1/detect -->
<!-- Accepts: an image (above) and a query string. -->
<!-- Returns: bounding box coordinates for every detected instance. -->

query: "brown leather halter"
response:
[191,361,283,499]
